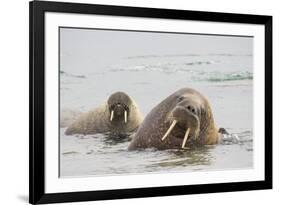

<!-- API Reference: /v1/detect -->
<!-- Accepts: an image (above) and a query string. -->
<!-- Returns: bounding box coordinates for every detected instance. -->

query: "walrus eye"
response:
[177,96,184,102]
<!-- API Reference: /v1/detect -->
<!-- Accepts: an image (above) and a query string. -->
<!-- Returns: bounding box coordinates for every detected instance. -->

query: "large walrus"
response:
[65,92,143,136]
[128,88,221,150]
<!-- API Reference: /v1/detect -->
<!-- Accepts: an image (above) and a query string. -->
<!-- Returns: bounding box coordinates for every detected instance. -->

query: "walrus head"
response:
[107,92,132,124]
[162,90,214,148]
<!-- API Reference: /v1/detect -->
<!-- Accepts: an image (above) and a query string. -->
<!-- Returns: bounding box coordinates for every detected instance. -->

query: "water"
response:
[60,130,253,176]
[60,28,253,177]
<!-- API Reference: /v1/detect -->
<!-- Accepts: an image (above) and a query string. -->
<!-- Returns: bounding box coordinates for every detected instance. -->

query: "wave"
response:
[198,71,253,82]
[127,54,200,59]
[126,53,252,59]
[208,53,253,57]
[110,63,252,82]
[184,61,218,66]
[220,130,252,145]
[110,61,218,73]
[60,70,86,79]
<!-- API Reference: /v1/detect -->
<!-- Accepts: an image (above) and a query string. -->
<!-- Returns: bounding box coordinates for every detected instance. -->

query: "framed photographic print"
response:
[29,0,272,204]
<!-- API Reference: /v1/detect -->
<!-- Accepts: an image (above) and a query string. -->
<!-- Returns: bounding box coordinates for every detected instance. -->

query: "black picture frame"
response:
[29,0,272,204]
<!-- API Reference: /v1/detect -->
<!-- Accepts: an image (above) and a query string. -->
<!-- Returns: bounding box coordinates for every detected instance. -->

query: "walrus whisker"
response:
[182,128,190,148]
[161,120,177,141]
[124,110,127,123]
[110,110,114,121]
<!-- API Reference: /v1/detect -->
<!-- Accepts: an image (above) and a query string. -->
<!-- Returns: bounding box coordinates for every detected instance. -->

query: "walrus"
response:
[60,109,82,128]
[65,92,143,136]
[128,88,220,150]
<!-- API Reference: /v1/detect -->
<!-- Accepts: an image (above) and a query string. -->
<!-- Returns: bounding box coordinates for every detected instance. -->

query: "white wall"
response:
[0,0,279,204]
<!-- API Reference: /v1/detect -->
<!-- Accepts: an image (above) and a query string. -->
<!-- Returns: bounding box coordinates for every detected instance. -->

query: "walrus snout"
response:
[168,106,200,139]
[109,103,129,123]
[114,104,125,115]
[170,106,198,124]
[160,105,200,148]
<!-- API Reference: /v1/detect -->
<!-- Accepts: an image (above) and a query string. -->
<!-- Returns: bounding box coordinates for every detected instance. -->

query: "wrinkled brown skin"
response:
[128,88,219,150]
[65,92,143,136]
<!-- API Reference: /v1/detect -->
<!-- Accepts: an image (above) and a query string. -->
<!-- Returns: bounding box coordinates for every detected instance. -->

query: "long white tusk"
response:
[124,110,127,123]
[182,128,190,148]
[110,110,114,121]
[161,120,177,141]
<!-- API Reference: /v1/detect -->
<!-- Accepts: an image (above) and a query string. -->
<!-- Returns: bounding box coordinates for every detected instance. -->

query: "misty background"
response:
[60,27,254,176]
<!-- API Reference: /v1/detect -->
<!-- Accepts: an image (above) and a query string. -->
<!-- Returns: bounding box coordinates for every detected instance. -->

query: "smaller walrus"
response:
[128,88,221,150]
[60,109,82,128]
[65,92,143,136]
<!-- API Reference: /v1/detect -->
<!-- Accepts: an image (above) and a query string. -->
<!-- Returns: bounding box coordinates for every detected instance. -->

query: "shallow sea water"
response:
[60,53,253,177]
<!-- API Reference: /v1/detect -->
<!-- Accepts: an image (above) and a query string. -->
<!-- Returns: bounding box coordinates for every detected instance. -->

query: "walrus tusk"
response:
[110,110,114,121]
[124,110,127,123]
[161,120,177,141]
[182,128,190,148]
